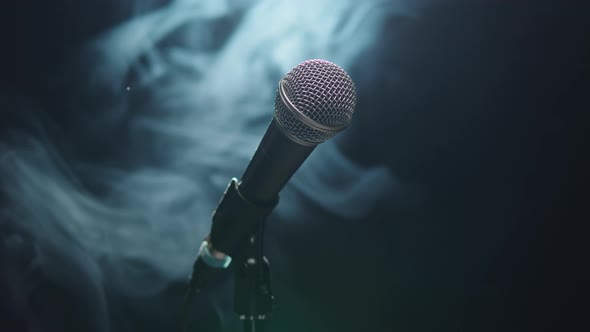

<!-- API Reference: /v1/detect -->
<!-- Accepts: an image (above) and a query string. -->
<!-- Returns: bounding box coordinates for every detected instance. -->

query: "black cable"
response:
[180,284,197,332]
[180,258,211,332]
[180,274,196,332]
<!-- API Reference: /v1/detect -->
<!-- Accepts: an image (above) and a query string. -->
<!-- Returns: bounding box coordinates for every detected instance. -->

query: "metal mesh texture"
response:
[274,59,356,145]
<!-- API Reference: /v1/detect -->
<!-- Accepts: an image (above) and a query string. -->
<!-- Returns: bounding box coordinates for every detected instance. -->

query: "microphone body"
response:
[238,118,316,205]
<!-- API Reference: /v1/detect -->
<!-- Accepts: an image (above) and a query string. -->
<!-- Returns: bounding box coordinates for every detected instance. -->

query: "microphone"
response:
[238,59,357,205]
[181,59,356,330]
[190,58,356,277]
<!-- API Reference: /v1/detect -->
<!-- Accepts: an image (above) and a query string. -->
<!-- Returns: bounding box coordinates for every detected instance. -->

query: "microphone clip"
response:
[209,178,278,258]
[184,178,278,332]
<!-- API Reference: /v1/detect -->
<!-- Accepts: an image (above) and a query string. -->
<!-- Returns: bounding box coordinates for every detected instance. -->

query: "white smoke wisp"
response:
[0,0,413,311]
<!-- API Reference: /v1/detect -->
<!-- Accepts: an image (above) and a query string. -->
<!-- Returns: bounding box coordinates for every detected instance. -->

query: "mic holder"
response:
[234,223,273,332]
[209,178,278,258]
[207,178,277,332]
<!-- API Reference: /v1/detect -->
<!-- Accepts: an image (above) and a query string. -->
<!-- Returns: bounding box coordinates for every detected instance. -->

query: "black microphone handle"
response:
[206,117,315,257]
[238,118,316,205]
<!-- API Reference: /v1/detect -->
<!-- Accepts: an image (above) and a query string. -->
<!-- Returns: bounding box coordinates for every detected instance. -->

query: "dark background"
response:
[1,1,588,331]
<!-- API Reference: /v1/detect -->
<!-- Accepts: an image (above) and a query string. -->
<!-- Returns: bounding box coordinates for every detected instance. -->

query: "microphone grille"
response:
[275,59,356,145]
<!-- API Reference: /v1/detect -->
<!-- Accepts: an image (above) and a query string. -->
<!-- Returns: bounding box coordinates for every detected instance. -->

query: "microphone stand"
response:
[182,178,275,332]
[234,221,273,332]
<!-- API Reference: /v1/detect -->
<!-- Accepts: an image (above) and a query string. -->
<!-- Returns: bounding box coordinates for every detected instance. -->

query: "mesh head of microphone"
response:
[274,59,356,146]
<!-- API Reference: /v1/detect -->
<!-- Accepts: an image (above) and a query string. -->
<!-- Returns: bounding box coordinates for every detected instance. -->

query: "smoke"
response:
[0,0,413,330]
